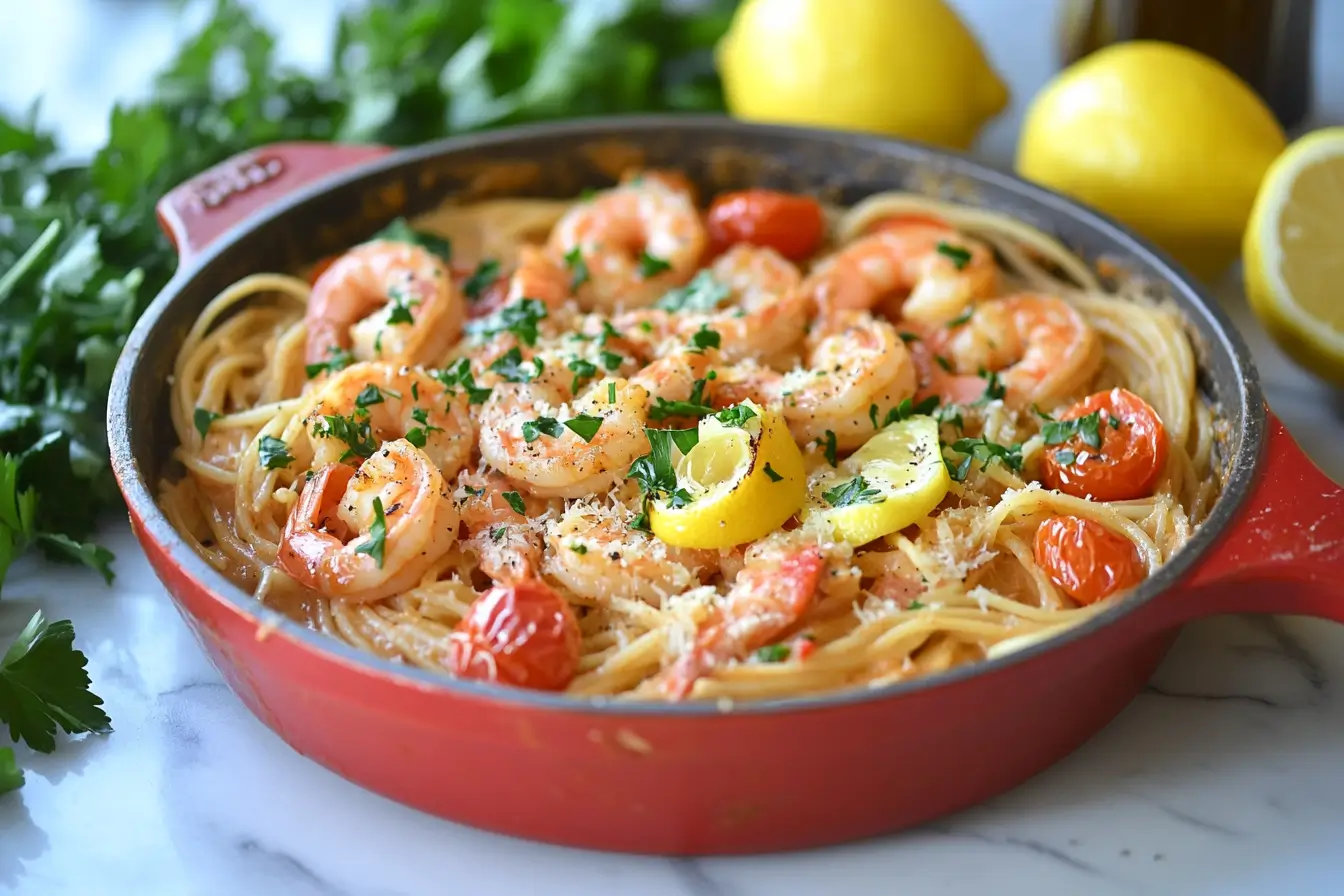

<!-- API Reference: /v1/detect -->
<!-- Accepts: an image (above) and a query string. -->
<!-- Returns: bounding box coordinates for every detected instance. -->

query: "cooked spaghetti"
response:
[159,175,1222,702]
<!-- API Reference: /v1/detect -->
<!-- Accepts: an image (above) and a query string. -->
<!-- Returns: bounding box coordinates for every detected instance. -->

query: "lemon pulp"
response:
[1244,127,1344,384]
[804,416,950,546]
[649,402,806,550]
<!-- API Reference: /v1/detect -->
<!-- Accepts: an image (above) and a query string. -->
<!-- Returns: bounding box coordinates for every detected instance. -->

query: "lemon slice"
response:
[1244,127,1344,383]
[649,401,806,550]
[804,416,950,545]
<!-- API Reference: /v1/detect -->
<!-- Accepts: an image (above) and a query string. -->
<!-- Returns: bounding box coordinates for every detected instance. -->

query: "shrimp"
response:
[305,241,465,368]
[277,440,459,602]
[906,331,990,406]
[465,245,574,323]
[477,378,651,499]
[776,312,918,450]
[303,362,474,481]
[456,468,556,584]
[933,294,1103,407]
[658,536,826,699]
[547,174,707,311]
[804,221,998,325]
[545,500,715,606]
[678,245,809,363]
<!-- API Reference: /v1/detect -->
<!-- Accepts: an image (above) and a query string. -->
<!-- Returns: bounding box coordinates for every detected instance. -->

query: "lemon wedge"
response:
[649,401,806,550]
[1244,127,1344,383]
[804,416,949,545]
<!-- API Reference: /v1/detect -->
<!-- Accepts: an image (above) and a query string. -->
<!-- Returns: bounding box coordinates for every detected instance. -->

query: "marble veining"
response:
[4,1,1344,893]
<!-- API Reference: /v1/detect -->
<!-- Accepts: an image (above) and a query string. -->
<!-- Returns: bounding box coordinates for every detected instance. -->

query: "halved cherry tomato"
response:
[1034,515,1146,605]
[447,580,581,691]
[308,254,341,286]
[705,189,826,261]
[1040,388,1168,502]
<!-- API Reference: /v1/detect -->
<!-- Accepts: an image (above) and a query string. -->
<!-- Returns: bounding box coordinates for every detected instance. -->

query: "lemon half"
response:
[1244,128,1344,384]
[804,416,950,545]
[649,401,806,550]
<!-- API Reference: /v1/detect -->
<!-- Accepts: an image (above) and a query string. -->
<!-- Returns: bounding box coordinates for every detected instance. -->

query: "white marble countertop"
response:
[4,2,1344,894]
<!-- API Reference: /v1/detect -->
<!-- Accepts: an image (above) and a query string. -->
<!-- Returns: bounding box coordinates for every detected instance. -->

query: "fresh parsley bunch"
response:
[0,0,735,790]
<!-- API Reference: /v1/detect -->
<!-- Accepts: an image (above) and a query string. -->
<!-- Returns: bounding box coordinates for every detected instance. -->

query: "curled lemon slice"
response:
[804,416,950,545]
[649,401,806,550]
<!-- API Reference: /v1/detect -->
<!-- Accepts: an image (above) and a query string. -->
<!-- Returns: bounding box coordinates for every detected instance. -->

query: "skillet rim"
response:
[107,115,1266,717]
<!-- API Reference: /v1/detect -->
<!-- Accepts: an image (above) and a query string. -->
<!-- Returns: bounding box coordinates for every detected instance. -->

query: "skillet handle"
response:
[156,141,393,265]
[1171,411,1344,622]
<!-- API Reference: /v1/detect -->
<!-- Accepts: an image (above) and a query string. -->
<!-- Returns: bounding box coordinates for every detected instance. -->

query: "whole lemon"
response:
[1016,41,1286,280]
[716,0,1009,151]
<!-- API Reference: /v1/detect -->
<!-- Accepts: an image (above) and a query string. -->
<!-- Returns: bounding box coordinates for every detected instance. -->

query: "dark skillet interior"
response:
[109,116,1265,715]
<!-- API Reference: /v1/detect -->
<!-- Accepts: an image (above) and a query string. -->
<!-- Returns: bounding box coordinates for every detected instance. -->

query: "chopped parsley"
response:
[353,497,387,568]
[304,345,355,379]
[374,218,451,262]
[977,370,1006,404]
[502,491,526,514]
[257,435,294,470]
[936,242,972,270]
[567,357,598,392]
[490,347,545,383]
[463,258,500,300]
[434,358,492,404]
[607,382,617,403]
[655,270,731,312]
[626,428,693,528]
[877,396,941,428]
[564,414,605,443]
[354,383,398,408]
[947,307,974,328]
[816,430,838,467]
[714,403,757,428]
[934,354,953,373]
[936,405,965,430]
[1042,410,1104,450]
[598,319,622,346]
[908,600,925,610]
[944,436,1023,482]
[465,297,548,346]
[898,331,921,343]
[755,643,791,663]
[637,251,672,279]
[522,416,565,442]
[822,475,884,508]
[763,463,783,482]
[490,526,507,543]
[193,407,220,439]
[667,427,700,454]
[386,291,417,325]
[598,349,624,371]
[563,247,590,291]
[522,414,603,443]
[648,377,714,422]
[405,407,442,449]
[570,543,589,555]
[314,412,378,461]
[688,325,721,352]
[1054,449,1077,466]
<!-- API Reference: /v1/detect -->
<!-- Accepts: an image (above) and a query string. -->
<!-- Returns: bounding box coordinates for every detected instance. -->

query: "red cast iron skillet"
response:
[108,117,1344,855]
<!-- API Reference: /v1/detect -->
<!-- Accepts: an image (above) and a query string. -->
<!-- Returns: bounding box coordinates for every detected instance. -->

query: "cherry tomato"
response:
[1034,515,1146,605]
[1040,388,1168,502]
[308,254,341,286]
[790,635,817,662]
[447,580,581,691]
[705,189,826,261]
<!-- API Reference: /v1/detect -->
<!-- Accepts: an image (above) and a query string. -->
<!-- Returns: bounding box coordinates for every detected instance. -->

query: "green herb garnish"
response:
[466,297,548,346]
[503,491,526,514]
[193,408,221,439]
[563,247,590,291]
[354,497,387,568]
[936,242,972,270]
[944,436,1024,482]
[763,463,783,482]
[638,251,672,279]
[463,258,500,300]
[655,270,730,312]
[257,435,294,470]
[304,345,355,379]
[822,475,884,508]
[490,347,544,383]
[688,325,721,352]
[1042,411,1103,450]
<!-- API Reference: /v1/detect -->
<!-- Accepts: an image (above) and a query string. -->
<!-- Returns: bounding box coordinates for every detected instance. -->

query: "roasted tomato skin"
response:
[706,189,826,261]
[447,580,581,691]
[1034,515,1146,605]
[1041,388,1168,502]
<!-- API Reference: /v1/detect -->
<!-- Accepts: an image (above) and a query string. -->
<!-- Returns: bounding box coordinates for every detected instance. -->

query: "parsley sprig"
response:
[465,297,548,346]
[944,436,1024,482]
